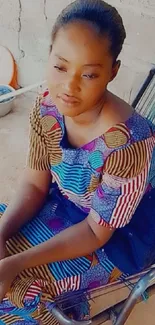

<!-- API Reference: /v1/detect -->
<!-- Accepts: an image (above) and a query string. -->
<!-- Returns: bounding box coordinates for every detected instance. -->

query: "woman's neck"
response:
[70,92,108,127]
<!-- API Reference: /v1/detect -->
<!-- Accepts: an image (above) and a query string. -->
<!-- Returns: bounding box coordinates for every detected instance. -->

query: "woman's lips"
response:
[58,94,80,105]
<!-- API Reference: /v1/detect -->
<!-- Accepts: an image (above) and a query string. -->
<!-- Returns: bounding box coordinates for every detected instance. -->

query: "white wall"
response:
[0,0,155,103]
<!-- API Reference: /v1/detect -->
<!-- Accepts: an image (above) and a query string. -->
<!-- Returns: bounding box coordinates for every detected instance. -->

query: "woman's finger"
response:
[0,283,9,303]
[0,286,5,302]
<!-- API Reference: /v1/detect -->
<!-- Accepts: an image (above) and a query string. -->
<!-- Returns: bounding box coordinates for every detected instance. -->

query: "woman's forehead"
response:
[51,22,112,65]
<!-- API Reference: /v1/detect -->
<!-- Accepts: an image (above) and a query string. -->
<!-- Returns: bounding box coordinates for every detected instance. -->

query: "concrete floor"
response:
[0,95,155,324]
[0,93,35,203]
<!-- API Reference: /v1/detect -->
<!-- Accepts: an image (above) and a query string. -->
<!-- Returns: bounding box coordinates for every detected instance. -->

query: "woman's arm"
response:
[9,214,114,272]
[0,167,51,241]
[0,214,114,302]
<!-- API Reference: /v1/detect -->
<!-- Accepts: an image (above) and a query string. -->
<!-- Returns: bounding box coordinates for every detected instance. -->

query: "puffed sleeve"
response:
[90,137,154,228]
[27,95,50,171]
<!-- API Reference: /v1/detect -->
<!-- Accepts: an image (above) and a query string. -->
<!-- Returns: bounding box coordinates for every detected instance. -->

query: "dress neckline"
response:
[60,110,136,150]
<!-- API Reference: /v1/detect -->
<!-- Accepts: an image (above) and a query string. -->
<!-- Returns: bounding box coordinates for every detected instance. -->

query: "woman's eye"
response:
[83,74,98,80]
[54,65,66,72]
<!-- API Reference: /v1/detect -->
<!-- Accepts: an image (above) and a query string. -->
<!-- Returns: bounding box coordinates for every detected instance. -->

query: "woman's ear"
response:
[110,60,121,82]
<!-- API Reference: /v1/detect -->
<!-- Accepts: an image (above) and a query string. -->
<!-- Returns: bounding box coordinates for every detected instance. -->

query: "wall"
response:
[0,0,155,103]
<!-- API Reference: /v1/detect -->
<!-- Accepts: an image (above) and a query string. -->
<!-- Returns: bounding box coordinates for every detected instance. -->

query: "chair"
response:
[51,69,155,325]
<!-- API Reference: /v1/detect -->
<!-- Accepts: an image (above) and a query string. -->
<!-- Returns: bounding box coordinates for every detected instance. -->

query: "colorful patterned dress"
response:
[0,90,155,324]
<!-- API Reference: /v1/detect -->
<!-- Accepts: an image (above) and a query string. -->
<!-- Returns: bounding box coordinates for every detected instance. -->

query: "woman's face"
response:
[47,22,119,117]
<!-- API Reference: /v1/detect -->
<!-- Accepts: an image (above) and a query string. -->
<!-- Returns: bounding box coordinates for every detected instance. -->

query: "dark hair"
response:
[51,0,126,61]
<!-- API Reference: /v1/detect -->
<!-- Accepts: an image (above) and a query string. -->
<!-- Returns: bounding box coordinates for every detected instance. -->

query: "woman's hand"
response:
[0,256,18,302]
[0,236,9,261]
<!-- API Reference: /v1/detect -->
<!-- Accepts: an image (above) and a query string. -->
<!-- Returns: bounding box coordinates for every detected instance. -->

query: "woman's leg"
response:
[0,203,60,324]
[0,201,122,324]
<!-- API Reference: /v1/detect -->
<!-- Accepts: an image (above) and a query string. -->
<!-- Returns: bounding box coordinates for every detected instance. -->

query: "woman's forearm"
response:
[13,219,103,272]
[0,185,46,241]
[0,169,50,241]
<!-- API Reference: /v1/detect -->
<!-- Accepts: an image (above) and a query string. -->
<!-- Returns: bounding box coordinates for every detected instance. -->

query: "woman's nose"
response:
[63,75,81,94]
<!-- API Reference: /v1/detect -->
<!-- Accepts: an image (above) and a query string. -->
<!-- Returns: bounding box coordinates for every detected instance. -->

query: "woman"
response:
[0,0,155,323]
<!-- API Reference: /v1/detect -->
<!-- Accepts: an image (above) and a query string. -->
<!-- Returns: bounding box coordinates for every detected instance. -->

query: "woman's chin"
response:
[57,102,82,117]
